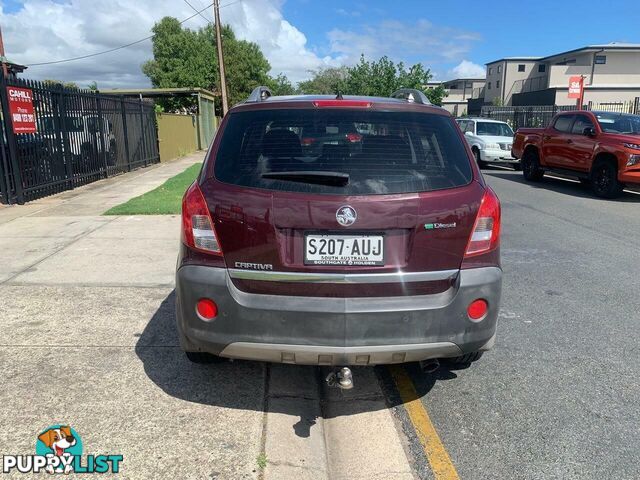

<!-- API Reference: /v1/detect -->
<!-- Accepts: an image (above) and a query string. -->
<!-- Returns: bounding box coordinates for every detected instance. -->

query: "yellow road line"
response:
[389,365,460,480]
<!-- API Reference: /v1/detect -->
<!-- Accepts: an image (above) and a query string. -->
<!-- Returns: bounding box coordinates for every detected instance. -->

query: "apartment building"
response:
[485,43,640,106]
[425,78,486,115]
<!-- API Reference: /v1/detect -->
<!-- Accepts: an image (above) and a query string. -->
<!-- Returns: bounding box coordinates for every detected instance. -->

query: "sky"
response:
[0,0,639,89]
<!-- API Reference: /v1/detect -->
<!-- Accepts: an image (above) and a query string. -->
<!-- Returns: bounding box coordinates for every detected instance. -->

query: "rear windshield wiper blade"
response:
[262,171,350,186]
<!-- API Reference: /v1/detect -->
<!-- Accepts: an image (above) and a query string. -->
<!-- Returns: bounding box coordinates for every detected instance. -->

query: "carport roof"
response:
[97,87,218,102]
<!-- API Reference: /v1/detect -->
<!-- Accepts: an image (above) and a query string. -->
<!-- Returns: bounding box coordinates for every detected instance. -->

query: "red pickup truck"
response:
[512,110,640,198]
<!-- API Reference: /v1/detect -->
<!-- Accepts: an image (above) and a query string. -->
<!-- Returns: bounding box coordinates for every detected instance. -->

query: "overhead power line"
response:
[182,0,213,22]
[25,0,244,67]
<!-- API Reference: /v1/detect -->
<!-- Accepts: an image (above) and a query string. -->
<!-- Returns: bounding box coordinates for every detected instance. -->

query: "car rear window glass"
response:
[476,122,513,137]
[212,109,473,195]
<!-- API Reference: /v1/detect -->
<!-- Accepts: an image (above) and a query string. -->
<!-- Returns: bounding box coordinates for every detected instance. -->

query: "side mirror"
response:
[465,131,473,136]
[583,127,596,137]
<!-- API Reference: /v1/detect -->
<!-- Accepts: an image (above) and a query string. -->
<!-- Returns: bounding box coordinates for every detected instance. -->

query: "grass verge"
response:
[104,163,201,215]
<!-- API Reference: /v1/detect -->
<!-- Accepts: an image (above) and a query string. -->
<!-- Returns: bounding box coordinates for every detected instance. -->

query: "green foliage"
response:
[297,67,349,94]
[267,73,296,96]
[298,56,447,105]
[256,453,267,469]
[87,81,98,91]
[142,18,274,112]
[492,97,504,106]
[42,79,80,89]
[424,84,448,106]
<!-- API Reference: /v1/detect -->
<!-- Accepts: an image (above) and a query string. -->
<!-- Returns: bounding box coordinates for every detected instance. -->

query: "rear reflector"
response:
[346,132,363,143]
[196,298,218,320]
[467,299,488,321]
[182,182,222,255]
[313,100,372,108]
[465,187,501,257]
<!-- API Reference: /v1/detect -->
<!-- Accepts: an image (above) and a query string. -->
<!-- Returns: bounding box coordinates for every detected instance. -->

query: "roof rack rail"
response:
[246,86,273,103]
[390,88,431,105]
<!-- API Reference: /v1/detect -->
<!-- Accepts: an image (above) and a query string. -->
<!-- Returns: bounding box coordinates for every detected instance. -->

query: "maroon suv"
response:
[175,88,502,368]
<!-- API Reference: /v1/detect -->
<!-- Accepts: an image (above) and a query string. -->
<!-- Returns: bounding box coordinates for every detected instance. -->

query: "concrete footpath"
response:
[0,154,417,479]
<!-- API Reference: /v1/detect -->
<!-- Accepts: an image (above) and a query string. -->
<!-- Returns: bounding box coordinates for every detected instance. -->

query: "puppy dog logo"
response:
[36,425,82,474]
[3,424,122,475]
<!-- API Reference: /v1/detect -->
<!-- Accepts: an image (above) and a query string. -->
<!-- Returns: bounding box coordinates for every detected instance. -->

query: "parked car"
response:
[456,117,520,170]
[40,114,117,167]
[512,110,640,198]
[175,87,502,374]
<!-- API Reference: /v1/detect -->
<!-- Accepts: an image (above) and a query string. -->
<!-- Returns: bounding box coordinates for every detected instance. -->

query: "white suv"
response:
[456,118,519,170]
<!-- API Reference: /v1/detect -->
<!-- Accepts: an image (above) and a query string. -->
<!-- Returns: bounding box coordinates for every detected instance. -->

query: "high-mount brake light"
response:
[182,182,222,255]
[313,100,372,108]
[465,187,501,257]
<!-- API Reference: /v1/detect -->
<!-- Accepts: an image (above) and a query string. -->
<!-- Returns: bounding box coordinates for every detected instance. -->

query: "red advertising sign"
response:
[568,76,584,99]
[6,87,37,134]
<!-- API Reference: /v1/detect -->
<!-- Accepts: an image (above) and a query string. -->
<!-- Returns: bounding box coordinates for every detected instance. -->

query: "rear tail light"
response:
[465,187,501,257]
[346,133,363,143]
[182,182,222,255]
[301,137,316,146]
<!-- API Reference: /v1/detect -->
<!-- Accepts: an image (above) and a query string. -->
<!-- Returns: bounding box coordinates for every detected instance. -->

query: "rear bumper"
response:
[481,149,518,163]
[175,266,502,365]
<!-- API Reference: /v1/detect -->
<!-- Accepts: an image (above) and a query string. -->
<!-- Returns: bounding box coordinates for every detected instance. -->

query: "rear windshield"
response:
[212,109,473,195]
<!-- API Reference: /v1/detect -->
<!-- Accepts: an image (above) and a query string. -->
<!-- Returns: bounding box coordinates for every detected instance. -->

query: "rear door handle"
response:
[543,135,551,141]
[566,139,573,144]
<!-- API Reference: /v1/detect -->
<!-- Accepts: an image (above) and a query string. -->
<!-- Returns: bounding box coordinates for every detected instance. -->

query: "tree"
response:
[296,56,447,105]
[297,67,348,94]
[267,73,296,96]
[42,79,80,89]
[87,81,98,91]
[424,84,448,106]
[142,18,277,112]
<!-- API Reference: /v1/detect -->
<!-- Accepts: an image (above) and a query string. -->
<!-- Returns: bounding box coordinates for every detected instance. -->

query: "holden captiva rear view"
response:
[176,87,502,379]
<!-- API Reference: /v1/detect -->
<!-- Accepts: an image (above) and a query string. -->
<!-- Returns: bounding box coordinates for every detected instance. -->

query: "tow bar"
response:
[326,367,354,390]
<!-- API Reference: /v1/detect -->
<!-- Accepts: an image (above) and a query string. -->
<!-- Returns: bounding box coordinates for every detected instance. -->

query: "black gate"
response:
[0,76,159,204]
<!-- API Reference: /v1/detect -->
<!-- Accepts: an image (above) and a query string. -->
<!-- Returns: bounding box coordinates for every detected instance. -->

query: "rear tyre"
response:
[185,351,226,364]
[446,351,483,366]
[522,150,544,182]
[591,161,623,198]
[474,148,487,169]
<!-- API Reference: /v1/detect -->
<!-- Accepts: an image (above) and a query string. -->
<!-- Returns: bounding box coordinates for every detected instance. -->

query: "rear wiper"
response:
[262,171,350,186]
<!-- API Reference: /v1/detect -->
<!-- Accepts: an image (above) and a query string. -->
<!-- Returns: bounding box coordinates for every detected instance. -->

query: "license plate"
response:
[304,234,384,266]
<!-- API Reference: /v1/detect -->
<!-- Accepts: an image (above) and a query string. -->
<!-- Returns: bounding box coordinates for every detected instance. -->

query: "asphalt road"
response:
[400,167,640,479]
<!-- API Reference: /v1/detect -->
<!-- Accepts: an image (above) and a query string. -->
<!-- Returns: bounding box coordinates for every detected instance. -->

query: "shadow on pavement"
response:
[135,291,458,437]
[483,168,640,203]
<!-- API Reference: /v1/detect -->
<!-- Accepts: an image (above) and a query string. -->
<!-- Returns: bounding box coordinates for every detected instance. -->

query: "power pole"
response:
[213,0,229,115]
[0,26,9,78]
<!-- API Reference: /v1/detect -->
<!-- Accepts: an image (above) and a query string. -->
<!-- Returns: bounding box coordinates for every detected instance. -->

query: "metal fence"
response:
[481,98,640,131]
[0,76,159,204]
[480,105,578,130]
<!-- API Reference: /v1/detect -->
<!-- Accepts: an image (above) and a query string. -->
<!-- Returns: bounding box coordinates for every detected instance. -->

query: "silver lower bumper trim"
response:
[219,341,463,365]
